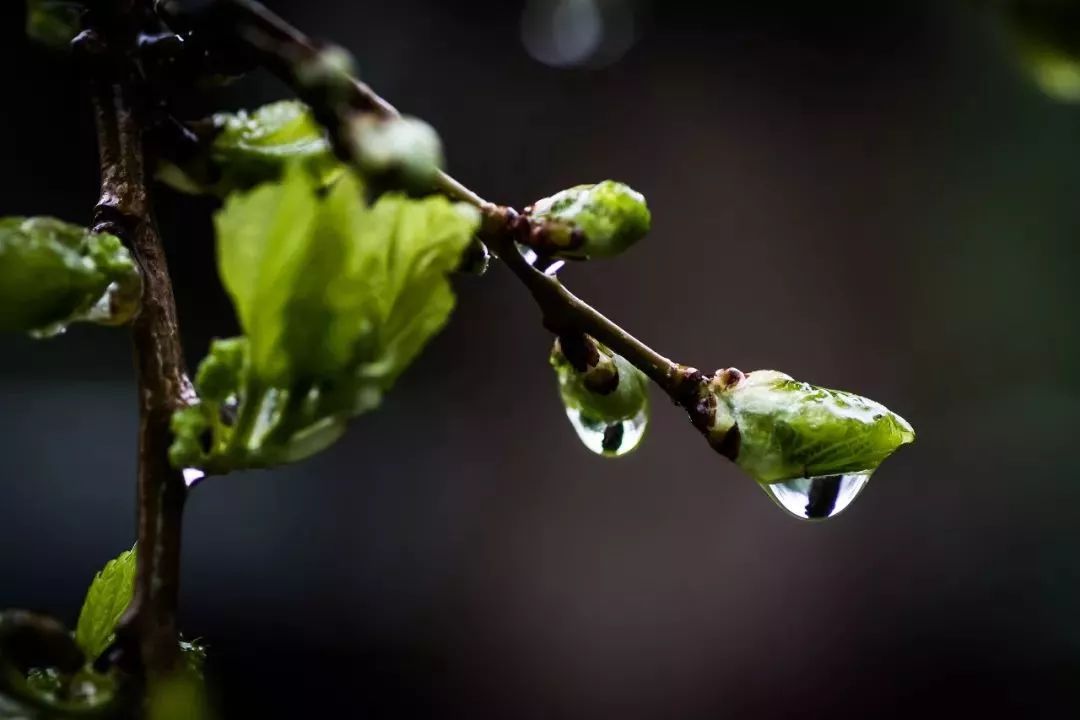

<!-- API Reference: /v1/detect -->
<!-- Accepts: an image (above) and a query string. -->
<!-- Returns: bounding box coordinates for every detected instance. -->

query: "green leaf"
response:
[0,217,140,337]
[213,101,341,188]
[74,548,136,662]
[345,189,479,394]
[526,181,651,260]
[175,166,479,474]
[26,0,83,50]
[159,101,342,197]
[705,369,915,484]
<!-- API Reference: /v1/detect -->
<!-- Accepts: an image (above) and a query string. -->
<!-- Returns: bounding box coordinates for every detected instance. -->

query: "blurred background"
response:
[3,0,1080,717]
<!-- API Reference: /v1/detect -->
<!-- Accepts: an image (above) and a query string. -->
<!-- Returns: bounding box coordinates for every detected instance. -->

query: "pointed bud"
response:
[703,368,915,485]
[526,181,650,260]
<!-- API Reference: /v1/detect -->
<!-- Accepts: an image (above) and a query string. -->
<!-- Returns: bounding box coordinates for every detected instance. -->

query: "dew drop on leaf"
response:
[759,471,872,521]
[565,406,647,457]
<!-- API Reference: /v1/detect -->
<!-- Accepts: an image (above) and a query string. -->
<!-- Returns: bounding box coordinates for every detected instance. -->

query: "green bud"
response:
[347,115,444,191]
[168,405,211,470]
[526,180,650,260]
[703,368,915,485]
[550,337,650,457]
[0,217,139,335]
[194,337,248,402]
[294,45,357,94]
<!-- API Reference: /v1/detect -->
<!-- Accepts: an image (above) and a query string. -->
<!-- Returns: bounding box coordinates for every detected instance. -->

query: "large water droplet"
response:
[760,472,872,521]
[565,406,647,457]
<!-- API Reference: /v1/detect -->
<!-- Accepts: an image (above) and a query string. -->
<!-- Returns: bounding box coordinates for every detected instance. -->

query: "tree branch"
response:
[80,13,193,674]
[157,0,708,412]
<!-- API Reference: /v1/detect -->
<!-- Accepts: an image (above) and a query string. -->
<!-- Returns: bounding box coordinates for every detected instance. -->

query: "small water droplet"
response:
[760,472,872,520]
[518,243,565,276]
[565,406,647,457]
[182,467,206,488]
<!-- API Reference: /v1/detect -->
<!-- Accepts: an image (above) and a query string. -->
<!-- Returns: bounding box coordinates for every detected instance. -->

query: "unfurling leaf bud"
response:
[0,217,140,336]
[194,337,247,402]
[550,336,650,457]
[168,405,212,471]
[701,368,915,520]
[347,115,444,192]
[526,180,650,260]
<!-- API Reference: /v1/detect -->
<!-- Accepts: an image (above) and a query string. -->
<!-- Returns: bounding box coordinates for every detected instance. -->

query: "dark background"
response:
[3,1,1080,717]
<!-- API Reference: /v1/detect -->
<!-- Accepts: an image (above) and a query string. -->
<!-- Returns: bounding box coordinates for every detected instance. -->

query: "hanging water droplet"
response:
[517,243,565,276]
[760,472,872,521]
[565,406,647,457]
[182,467,206,488]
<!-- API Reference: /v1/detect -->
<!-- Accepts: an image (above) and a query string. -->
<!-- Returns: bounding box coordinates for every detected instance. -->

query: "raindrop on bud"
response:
[550,335,649,457]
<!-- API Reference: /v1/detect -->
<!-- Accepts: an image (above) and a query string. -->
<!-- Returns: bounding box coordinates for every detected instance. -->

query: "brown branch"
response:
[79,12,192,675]
[156,0,708,413]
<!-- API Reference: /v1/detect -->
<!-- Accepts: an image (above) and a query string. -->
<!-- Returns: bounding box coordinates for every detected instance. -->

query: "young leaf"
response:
[159,101,342,196]
[345,189,479,396]
[0,217,140,336]
[175,166,480,474]
[704,369,915,485]
[74,548,136,661]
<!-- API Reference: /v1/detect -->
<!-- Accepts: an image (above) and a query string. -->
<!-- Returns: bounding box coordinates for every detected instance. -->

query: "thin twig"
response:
[80,7,192,674]
[157,0,706,409]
